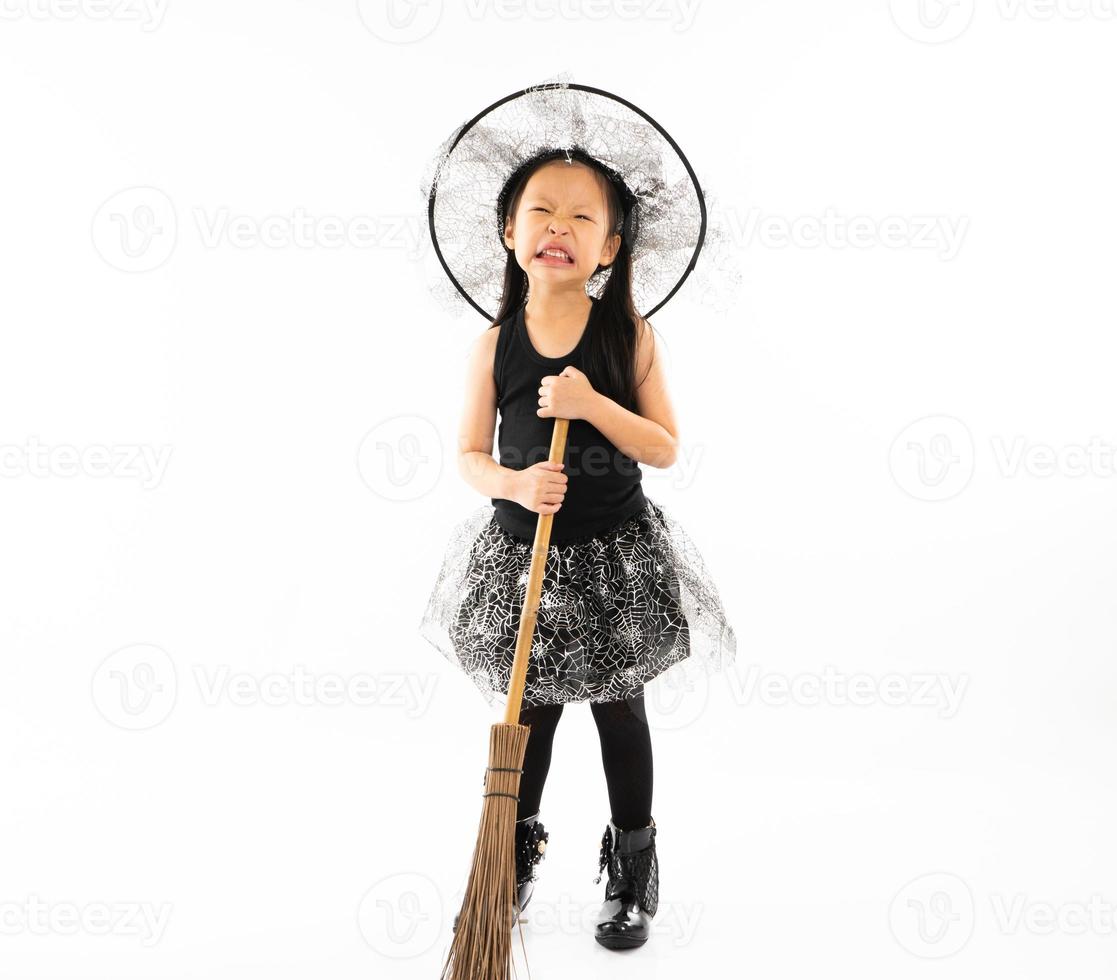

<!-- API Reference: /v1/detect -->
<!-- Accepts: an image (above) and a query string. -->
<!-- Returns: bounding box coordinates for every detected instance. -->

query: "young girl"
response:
[420,139,737,950]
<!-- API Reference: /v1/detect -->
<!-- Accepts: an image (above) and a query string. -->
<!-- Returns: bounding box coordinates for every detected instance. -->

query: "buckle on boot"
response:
[514,815,549,886]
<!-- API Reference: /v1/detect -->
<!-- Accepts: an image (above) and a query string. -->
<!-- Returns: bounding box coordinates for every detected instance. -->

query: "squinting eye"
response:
[530,207,591,220]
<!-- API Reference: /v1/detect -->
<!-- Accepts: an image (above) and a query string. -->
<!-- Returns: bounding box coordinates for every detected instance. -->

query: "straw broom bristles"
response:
[439,722,531,980]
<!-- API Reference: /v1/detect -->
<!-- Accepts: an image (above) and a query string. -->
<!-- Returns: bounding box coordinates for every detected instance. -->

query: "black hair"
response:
[488,147,655,412]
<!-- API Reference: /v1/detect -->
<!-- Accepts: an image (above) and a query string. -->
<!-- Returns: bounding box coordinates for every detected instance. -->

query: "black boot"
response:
[452,812,549,933]
[592,816,658,949]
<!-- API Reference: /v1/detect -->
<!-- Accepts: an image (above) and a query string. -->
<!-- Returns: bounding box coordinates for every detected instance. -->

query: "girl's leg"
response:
[590,685,653,829]
[516,701,565,821]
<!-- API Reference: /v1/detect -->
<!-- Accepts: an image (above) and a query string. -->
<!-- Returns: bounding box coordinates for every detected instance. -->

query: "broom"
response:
[439,416,570,980]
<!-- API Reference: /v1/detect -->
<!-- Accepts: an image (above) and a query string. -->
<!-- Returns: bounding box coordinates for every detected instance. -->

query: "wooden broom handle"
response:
[502,416,569,725]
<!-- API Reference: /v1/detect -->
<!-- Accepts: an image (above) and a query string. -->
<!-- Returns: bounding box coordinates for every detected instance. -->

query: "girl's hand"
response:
[510,461,567,515]
[537,367,598,421]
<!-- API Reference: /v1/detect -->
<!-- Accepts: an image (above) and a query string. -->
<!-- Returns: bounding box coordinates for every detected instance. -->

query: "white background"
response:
[2,0,1116,977]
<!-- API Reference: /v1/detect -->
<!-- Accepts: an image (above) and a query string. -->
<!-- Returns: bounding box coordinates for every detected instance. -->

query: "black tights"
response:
[515,686,653,831]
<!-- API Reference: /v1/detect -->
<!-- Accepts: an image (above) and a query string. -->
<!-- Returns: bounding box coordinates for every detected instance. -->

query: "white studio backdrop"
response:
[2,2,1116,978]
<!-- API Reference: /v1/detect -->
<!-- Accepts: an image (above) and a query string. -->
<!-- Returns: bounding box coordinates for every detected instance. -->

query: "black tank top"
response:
[491,296,648,545]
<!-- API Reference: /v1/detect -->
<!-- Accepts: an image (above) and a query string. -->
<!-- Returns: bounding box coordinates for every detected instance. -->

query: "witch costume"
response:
[421,296,737,709]
[416,73,740,950]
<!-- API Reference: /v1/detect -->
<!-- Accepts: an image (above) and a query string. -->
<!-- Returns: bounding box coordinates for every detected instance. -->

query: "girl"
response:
[420,142,737,950]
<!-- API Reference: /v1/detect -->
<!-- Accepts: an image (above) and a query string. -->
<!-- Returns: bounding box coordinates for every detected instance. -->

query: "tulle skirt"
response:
[418,495,737,709]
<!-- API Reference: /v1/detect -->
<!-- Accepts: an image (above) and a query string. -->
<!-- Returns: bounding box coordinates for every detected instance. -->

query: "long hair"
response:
[488,149,656,412]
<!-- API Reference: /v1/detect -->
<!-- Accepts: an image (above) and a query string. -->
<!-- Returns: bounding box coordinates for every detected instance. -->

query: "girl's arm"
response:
[456,326,518,498]
[585,319,679,469]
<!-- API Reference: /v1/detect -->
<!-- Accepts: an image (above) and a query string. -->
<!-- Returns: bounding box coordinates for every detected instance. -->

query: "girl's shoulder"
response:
[461,320,503,397]
[471,315,512,395]
[633,312,658,380]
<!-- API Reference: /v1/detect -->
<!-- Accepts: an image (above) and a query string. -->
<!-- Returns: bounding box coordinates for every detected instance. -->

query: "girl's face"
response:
[503,160,621,291]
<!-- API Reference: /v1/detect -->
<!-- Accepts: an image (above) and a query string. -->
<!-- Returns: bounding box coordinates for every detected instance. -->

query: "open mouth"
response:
[535,248,574,264]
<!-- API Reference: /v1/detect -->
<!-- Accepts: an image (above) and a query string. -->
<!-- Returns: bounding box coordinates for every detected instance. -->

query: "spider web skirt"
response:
[418,495,737,709]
